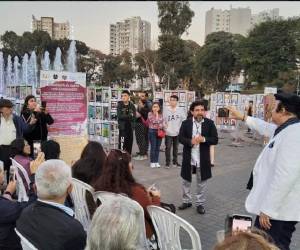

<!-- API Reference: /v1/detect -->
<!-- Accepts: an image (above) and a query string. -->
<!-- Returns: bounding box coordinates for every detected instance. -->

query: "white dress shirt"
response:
[0,115,16,145]
[38,199,74,217]
[245,116,300,221]
[191,117,204,167]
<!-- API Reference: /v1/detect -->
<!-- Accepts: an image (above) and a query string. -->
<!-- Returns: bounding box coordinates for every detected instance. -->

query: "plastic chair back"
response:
[10,158,30,202]
[15,228,37,250]
[147,205,202,250]
[70,178,94,231]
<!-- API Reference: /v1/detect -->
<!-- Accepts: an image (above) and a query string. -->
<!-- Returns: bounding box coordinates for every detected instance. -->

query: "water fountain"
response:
[42,51,51,71]
[0,52,4,94]
[13,56,20,85]
[6,55,13,87]
[67,40,77,72]
[54,47,63,72]
[28,51,38,87]
[22,53,29,86]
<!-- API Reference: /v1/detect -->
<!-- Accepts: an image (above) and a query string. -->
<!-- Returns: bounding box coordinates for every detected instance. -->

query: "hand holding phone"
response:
[231,214,252,234]
[33,141,41,159]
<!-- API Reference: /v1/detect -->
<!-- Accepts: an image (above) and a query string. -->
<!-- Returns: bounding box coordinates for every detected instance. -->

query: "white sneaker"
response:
[150,163,156,168]
[156,163,161,168]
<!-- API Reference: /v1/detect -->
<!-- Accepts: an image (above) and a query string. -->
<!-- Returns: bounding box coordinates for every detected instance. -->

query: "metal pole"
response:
[297,71,299,96]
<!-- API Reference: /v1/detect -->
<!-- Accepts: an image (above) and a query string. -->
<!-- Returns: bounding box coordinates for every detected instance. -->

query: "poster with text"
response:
[40,70,87,136]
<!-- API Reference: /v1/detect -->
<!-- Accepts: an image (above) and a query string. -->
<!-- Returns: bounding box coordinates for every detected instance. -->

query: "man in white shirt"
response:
[0,99,36,182]
[163,95,186,168]
[228,92,300,250]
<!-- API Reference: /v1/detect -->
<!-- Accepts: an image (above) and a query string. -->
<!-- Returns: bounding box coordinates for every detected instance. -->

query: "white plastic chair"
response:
[70,178,94,231]
[147,205,202,250]
[15,228,37,250]
[93,190,128,204]
[10,158,30,202]
[93,191,150,250]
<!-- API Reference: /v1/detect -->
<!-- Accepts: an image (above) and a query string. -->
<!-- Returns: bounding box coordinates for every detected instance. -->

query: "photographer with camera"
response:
[117,90,136,154]
[21,95,54,158]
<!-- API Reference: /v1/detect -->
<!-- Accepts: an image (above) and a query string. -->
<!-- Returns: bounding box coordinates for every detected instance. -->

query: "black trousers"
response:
[165,135,179,165]
[254,216,298,250]
[135,123,148,155]
[0,145,12,183]
[118,129,133,155]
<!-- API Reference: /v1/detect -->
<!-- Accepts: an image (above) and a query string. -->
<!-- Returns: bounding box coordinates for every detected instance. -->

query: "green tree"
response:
[239,19,297,87]
[134,49,162,92]
[78,49,106,85]
[157,1,195,89]
[157,1,194,36]
[102,55,122,85]
[194,31,242,92]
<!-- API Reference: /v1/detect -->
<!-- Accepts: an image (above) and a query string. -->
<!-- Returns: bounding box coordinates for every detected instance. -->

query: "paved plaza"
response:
[132,131,300,250]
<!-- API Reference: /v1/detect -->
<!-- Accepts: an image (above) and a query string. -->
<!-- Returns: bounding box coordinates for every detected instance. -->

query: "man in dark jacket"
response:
[178,101,218,214]
[117,90,136,154]
[16,159,86,250]
[0,99,36,182]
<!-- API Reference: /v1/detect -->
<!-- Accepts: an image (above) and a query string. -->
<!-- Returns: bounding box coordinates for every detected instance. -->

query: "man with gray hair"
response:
[86,196,145,250]
[16,160,86,250]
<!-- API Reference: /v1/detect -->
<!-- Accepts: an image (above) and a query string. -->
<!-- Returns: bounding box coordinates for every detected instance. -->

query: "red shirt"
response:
[131,185,160,238]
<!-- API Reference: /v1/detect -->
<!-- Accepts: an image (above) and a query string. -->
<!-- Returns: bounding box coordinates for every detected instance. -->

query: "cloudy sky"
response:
[1,1,300,54]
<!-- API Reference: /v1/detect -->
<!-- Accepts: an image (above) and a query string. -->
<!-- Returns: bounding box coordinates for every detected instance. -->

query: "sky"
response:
[1,1,300,54]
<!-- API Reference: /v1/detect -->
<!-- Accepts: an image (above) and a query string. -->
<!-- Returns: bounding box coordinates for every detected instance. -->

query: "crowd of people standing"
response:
[1,89,299,250]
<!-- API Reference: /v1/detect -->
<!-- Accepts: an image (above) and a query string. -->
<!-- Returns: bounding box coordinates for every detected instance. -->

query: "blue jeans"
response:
[148,128,162,163]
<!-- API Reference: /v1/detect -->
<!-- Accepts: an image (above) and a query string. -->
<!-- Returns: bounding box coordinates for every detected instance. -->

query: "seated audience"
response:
[214,231,279,250]
[16,160,86,250]
[72,141,106,186]
[94,149,160,239]
[0,153,42,250]
[41,140,61,160]
[85,196,143,250]
[10,138,32,176]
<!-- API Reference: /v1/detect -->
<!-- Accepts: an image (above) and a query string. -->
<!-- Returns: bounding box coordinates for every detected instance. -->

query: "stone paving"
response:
[132,131,300,250]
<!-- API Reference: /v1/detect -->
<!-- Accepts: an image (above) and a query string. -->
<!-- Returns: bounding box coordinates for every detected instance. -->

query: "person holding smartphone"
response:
[0,152,43,250]
[21,95,54,158]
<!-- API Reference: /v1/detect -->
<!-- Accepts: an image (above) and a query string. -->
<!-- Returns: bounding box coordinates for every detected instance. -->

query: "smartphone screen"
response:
[232,215,252,233]
[33,141,41,159]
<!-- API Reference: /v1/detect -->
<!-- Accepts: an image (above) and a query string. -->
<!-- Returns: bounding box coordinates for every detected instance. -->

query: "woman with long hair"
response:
[94,149,161,239]
[147,102,166,168]
[72,141,106,186]
[21,95,54,157]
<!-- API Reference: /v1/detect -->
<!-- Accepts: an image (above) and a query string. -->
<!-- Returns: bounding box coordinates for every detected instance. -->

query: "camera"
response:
[218,107,229,118]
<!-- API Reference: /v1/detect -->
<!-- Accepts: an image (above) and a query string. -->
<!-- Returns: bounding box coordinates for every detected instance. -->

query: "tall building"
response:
[110,16,151,56]
[31,15,70,40]
[251,8,280,26]
[205,7,280,38]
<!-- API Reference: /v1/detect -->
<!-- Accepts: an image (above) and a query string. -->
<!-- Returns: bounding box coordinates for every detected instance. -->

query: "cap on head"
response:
[274,92,300,107]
